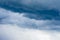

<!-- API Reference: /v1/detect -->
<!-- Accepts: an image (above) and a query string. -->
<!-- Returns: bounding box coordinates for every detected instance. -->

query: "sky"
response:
[0,0,60,40]
[0,0,60,20]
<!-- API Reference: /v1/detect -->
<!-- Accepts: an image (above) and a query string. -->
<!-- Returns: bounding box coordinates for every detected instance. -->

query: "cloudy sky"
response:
[0,0,60,40]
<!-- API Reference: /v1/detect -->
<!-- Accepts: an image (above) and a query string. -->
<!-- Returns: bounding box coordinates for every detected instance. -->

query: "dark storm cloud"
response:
[0,0,60,20]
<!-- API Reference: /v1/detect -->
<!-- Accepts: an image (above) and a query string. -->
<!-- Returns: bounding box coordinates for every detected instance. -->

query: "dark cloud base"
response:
[0,0,60,20]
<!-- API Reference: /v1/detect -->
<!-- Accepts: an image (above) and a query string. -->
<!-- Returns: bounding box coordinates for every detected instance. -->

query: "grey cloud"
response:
[0,8,60,30]
[0,8,60,40]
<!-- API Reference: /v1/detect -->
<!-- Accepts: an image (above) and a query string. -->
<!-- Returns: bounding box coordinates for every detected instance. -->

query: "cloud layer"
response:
[0,0,60,40]
[0,8,60,30]
[0,8,60,40]
[0,0,60,20]
[0,24,51,40]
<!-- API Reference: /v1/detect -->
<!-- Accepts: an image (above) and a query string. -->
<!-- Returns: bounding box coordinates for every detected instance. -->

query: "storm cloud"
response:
[0,0,60,20]
[0,0,60,40]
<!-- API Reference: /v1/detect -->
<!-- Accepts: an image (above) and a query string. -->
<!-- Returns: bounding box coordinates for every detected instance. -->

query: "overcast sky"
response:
[0,0,60,40]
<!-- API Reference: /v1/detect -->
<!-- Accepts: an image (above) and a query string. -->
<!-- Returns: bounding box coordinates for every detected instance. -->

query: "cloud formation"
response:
[0,8,60,30]
[0,0,60,40]
[0,0,60,20]
[0,8,60,40]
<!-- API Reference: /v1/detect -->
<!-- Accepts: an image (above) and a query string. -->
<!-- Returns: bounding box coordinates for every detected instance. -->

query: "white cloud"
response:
[0,24,51,40]
[0,24,60,40]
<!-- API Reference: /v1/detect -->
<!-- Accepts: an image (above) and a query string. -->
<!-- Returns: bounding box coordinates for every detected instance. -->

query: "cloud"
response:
[0,8,60,40]
[0,24,60,40]
[0,8,60,30]
[0,24,52,40]
[0,0,60,20]
[0,0,60,39]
